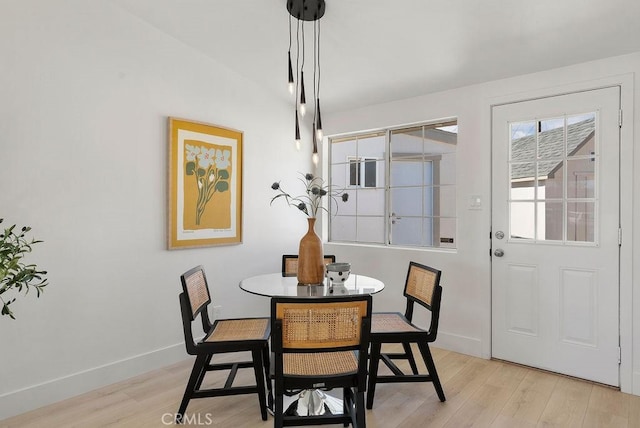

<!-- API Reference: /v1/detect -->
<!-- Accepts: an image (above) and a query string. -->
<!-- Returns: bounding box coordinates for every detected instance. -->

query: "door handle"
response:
[494,249,504,257]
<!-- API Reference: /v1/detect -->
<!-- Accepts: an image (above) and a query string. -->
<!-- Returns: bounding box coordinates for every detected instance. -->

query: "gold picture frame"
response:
[168,117,242,249]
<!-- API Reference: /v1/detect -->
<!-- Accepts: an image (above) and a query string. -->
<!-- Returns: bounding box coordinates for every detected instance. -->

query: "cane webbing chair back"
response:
[182,266,212,321]
[366,261,445,410]
[276,299,367,350]
[282,254,336,277]
[405,263,439,309]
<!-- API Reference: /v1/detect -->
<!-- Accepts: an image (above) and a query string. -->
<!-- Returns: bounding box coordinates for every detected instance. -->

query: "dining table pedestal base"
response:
[284,389,343,416]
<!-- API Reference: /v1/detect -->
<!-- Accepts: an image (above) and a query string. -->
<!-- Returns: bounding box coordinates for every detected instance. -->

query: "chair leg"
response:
[177,354,208,423]
[274,384,284,428]
[194,353,213,391]
[418,342,446,402]
[356,389,366,428]
[341,387,359,427]
[343,387,350,427]
[262,343,273,411]
[366,342,382,409]
[251,349,268,421]
[402,342,419,374]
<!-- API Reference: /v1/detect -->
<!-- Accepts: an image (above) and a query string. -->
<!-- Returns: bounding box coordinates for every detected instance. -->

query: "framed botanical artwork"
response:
[168,117,242,249]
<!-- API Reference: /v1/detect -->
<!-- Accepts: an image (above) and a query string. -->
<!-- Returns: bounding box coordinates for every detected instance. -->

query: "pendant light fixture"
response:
[287,0,325,165]
[287,14,294,94]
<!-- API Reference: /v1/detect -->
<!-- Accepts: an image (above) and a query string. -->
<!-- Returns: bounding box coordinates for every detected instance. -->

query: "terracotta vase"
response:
[297,217,325,285]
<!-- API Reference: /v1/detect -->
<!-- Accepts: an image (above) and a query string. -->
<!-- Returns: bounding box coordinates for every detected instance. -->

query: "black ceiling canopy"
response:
[287,0,325,21]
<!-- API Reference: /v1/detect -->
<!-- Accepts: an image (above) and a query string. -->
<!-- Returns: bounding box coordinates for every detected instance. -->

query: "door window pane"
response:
[511,162,535,200]
[510,202,535,239]
[537,201,563,241]
[567,114,595,157]
[510,121,536,161]
[566,160,595,198]
[567,202,595,243]
[508,113,598,245]
[539,160,563,198]
[538,118,565,159]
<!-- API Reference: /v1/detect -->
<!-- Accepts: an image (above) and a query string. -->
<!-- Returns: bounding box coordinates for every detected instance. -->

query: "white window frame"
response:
[328,119,457,249]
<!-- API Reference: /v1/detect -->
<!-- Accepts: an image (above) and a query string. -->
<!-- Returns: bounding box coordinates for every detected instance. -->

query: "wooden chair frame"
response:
[282,254,336,277]
[366,261,445,409]
[177,265,272,423]
[271,295,372,428]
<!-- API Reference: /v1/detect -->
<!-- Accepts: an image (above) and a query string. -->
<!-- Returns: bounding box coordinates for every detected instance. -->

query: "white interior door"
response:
[491,87,620,386]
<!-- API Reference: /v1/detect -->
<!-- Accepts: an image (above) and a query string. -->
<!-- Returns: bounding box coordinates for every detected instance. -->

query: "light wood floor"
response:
[2,346,639,427]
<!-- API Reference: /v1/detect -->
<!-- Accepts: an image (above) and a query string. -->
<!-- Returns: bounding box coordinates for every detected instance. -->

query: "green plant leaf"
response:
[0,222,49,319]
[218,169,230,180]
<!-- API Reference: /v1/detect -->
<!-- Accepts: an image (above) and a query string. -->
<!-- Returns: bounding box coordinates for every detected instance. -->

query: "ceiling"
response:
[112,0,640,114]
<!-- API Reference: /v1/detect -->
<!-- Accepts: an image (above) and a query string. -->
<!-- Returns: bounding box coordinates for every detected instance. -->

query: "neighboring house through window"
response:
[329,120,458,248]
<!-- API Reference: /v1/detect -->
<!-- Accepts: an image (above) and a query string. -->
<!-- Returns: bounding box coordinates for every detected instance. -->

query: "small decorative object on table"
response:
[326,262,351,284]
[271,173,348,286]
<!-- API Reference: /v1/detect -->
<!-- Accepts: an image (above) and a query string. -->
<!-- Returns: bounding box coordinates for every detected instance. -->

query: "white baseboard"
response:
[433,331,483,358]
[0,343,187,421]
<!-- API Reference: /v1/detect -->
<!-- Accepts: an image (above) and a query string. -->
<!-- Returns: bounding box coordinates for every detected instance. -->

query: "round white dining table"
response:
[239,272,384,298]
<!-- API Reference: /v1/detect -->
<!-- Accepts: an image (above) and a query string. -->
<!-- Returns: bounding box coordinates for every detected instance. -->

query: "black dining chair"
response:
[177,265,272,423]
[271,294,372,428]
[366,261,445,409]
[282,254,336,277]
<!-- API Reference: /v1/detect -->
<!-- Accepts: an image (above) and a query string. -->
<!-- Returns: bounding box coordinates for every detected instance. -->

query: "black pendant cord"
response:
[316,17,321,105]
[316,16,322,138]
[311,20,320,165]
[313,18,317,126]
[313,21,318,125]
[312,17,318,159]
[300,19,306,115]
[294,17,301,143]
[288,13,294,91]
[288,13,292,52]
[296,17,300,103]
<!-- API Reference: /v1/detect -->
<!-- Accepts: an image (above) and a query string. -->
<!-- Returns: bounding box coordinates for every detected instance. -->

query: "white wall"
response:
[0,1,312,420]
[324,53,639,394]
